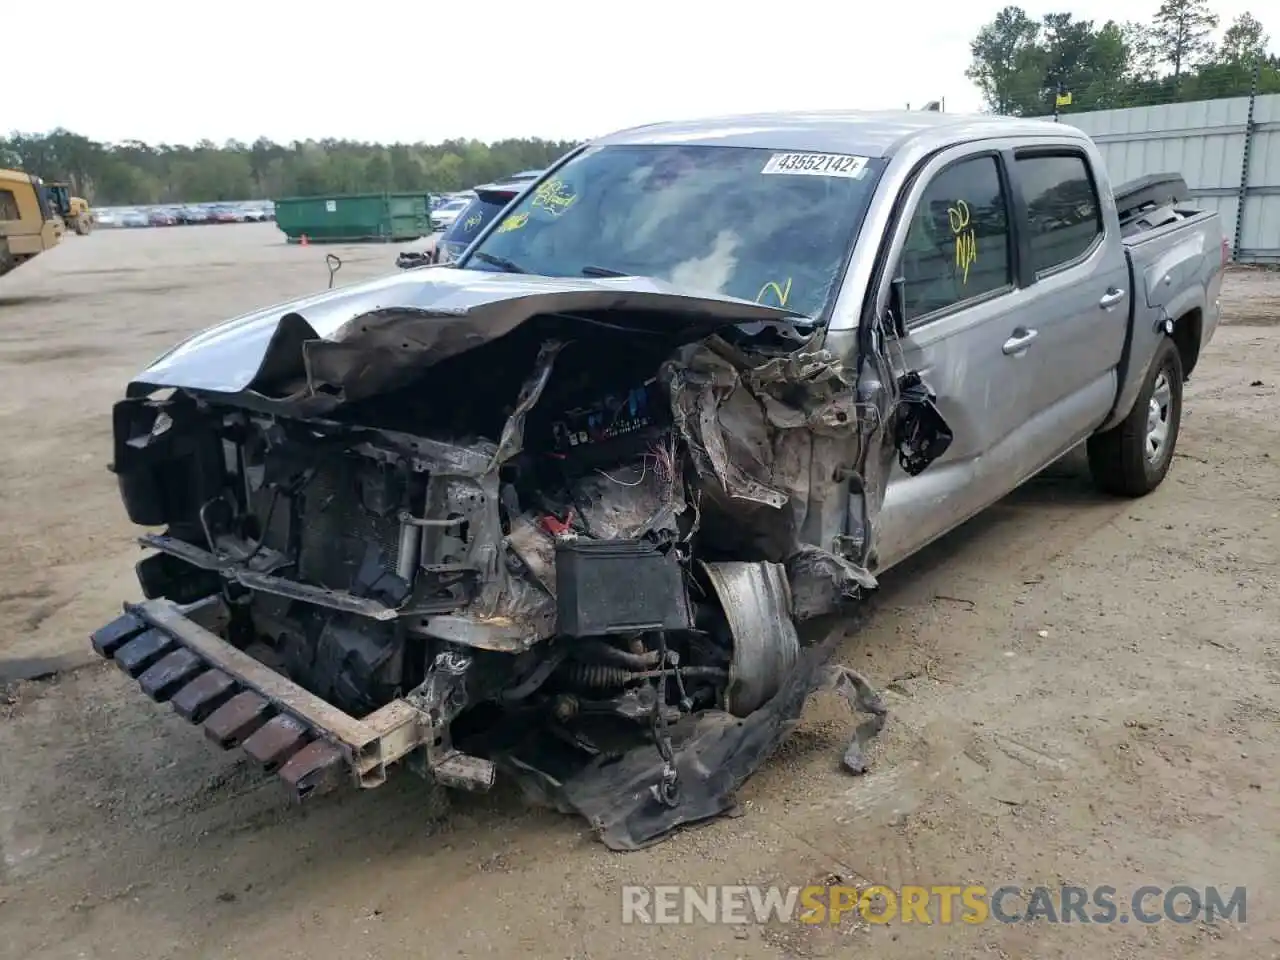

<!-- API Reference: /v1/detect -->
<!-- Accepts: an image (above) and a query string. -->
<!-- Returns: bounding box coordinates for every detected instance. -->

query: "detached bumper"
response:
[90,597,489,800]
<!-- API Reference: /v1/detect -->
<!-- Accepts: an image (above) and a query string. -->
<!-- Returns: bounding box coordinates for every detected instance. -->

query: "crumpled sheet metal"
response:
[127,270,799,410]
[435,344,583,639]
[661,338,879,618]
[488,340,567,471]
[854,322,910,574]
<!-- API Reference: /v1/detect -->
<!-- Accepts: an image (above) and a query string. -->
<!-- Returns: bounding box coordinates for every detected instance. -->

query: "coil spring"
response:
[559,662,634,689]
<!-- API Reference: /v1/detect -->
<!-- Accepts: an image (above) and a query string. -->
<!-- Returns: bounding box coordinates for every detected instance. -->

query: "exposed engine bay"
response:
[100,275,949,849]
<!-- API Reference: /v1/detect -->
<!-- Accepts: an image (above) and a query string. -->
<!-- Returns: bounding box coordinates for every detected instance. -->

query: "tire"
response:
[1088,337,1184,497]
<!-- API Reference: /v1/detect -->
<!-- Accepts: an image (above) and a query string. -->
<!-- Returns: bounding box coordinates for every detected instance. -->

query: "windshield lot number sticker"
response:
[762,152,868,178]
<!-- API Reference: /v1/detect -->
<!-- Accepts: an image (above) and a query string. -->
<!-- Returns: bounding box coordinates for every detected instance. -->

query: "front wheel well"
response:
[1171,308,1203,380]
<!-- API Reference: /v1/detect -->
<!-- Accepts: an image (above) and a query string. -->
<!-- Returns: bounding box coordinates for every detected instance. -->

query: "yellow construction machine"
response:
[0,168,68,278]
[52,186,93,235]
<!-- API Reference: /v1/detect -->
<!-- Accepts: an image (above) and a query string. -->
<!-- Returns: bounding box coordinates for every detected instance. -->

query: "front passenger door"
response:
[871,149,1040,572]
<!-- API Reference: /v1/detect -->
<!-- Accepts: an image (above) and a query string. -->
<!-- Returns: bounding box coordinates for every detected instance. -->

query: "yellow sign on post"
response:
[1055,91,1073,107]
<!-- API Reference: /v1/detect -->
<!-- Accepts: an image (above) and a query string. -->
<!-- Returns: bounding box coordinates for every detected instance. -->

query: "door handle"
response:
[1099,287,1126,308]
[1002,329,1038,355]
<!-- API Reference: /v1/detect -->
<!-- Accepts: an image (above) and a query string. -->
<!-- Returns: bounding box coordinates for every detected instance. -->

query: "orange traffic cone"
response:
[300,234,309,246]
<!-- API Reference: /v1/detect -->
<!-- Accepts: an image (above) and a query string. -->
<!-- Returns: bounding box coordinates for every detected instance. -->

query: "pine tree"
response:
[1219,12,1269,67]
[1151,0,1221,80]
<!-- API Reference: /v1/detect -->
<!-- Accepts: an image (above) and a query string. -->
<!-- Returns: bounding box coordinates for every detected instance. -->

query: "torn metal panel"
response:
[849,320,909,573]
[661,337,886,617]
[487,340,567,470]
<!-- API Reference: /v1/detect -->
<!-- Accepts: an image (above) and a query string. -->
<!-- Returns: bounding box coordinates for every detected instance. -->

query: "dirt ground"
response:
[2,226,1280,959]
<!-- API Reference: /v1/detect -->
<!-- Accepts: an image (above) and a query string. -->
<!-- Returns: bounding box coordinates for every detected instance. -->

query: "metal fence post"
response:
[1233,63,1261,262]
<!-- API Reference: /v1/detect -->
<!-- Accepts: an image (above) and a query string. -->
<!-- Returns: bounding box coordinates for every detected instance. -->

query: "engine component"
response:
[574,638,662,669]
[546,378,670,454]
[555,539,692,637]
[559,661,634,689]
[277,613,403,717]
[699,560,799,717]
[552,688,682,724]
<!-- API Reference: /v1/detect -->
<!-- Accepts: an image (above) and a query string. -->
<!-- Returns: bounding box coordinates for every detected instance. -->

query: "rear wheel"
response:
[1088,337,1183,497]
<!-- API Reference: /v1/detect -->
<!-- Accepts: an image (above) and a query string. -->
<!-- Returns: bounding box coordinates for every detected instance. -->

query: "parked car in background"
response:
[120,209,150,228]
[94,209,120,228]
[148,208,179,227]
[177,205,210,225]
[206,204,240,224]
[432,177,533,264]
[398,176,539,269]
[429,195,473,232]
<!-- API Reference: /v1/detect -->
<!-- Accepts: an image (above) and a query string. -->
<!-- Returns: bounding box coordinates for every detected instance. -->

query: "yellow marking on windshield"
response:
[463,213,483,231]
[755,277,793,308]
[531,179,578,217]
[497,213,529,233]
[948,200,977,285]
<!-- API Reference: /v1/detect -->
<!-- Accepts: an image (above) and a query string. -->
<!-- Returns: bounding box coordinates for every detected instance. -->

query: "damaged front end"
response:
[93,270,945,849]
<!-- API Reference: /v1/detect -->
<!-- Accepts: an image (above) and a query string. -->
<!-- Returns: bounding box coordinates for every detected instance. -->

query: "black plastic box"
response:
[554,538,692,637]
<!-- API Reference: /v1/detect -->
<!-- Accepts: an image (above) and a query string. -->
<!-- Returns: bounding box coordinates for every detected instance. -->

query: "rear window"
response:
[440,193,515,259]
[0,189,19,220]
[1016,153,1103,275]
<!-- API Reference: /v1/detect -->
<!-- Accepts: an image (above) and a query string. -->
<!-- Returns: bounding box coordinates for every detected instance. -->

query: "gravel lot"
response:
[2,225,1280,959]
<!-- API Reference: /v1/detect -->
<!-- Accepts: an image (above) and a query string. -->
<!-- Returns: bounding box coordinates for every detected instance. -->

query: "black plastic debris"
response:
[895,371,953,476]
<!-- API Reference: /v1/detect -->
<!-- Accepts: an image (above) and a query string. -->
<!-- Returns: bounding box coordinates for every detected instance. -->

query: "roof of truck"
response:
[0,168,37,185]
[593,109,1086,159]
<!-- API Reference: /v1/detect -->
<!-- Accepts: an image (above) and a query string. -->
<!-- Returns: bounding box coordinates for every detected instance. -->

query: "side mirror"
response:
[885,276,908,339]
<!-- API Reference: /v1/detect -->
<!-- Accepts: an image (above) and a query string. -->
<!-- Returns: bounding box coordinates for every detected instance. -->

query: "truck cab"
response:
[827,121,1223,570]
[44,183,93,234]
[0,168,66,277]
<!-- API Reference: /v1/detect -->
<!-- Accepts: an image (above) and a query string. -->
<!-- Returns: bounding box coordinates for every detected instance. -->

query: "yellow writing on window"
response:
[947,200,977,285]
[497,213,529,234]
[755,277,793,308]
[463,213,483,231]
[531,179,578,217]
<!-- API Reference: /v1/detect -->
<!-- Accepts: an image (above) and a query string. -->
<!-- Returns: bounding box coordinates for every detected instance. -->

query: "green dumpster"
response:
[273,192,431,243]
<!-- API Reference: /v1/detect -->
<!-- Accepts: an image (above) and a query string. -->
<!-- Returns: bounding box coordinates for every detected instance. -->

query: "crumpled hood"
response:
[129,267,803,409]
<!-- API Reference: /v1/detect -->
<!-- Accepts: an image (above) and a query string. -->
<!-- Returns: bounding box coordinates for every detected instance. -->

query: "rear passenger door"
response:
[869,147,1040,570]
[1007,149,1130,461]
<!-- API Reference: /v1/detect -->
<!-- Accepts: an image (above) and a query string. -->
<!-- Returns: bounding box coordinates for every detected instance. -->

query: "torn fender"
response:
[660,336,885,616]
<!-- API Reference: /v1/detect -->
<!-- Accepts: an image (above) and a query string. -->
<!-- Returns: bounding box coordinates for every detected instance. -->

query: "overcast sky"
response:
[10,0,1268,145]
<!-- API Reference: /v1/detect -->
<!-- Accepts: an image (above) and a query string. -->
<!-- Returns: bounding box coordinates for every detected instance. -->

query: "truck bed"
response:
[1103,206,1225,432]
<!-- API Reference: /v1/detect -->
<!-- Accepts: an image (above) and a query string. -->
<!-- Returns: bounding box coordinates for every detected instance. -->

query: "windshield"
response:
[439,192,516,262]
[459,144,885,319]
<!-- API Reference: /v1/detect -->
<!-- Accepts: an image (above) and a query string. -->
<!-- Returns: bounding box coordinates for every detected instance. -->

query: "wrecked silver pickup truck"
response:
[91,111,1223,850]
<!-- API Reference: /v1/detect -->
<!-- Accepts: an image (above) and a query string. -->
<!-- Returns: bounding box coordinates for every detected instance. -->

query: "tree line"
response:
[7,1,1276,205]
[967,1,1279,115]
[0,132,579,207]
